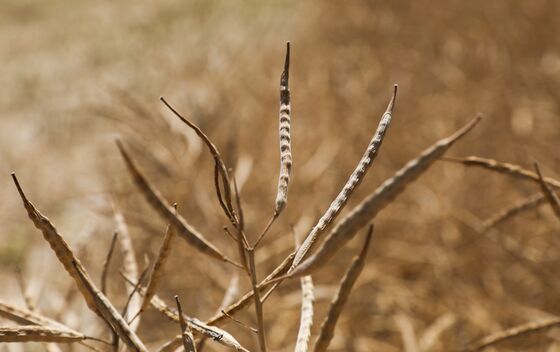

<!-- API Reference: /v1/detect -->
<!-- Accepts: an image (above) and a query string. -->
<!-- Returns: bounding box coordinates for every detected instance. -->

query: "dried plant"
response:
[7,36,558,352]
[285,115,481,278]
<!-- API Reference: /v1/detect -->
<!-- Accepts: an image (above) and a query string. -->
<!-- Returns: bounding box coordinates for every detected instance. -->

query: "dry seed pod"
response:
[71,261,148,352]
[11,174,101,317]
[468,317,560,351]
[292,85,397,270]
[294,276,314,352]
[312,225,373,352]
[140,216,176,314]
[158,318,250,352]
[0,300,78,334]
[534,163,560,220]
[101,232,119,295]
[442,155,560,189]
[160,97,235,222]
[290,115,481,278]
[112,203,141,332]
[188,318,250,352]
[0,326,85,343]
[482,193,546,230]
[12,276,66,352]
[275,42,293,215]
[116,140,240,267]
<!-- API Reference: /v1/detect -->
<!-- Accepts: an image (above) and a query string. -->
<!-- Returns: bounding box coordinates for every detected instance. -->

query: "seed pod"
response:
[11,174,101,317]
[442,155,560,189]
[116,140,240,267]
[294,276,314,352]
[292,85,397,270]
[275,42,293,215]
[0,326,85,344]
[290,116,481,278]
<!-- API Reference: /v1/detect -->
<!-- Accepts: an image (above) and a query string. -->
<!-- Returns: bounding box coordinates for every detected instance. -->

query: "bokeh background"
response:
[1,0,560,351]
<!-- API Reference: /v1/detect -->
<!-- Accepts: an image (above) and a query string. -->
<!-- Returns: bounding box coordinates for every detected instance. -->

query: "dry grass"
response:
[3,1,560,351]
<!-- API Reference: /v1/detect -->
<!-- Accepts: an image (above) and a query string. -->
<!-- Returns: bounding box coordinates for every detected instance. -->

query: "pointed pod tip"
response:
[452,114,483,141]
[174,295,183,313]
[387,84,398,113]
[284,43,290,72]
[10,172,26,200]
[359,224,375,258]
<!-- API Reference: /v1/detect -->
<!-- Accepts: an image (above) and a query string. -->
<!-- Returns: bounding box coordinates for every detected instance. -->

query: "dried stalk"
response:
[206,252,296,327]
[247,249,267,352]
[312,225,374,352]
[289,116,481,278]
[292,84,397,270]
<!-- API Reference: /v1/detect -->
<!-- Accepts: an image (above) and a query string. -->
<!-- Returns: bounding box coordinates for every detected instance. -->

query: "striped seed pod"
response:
[275,42,293,215]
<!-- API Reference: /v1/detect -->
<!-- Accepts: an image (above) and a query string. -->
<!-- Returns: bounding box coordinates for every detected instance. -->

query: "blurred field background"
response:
[1,0,560,351]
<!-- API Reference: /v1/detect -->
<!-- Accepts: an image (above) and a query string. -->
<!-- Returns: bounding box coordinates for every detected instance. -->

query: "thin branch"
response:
[246,249,267,352]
